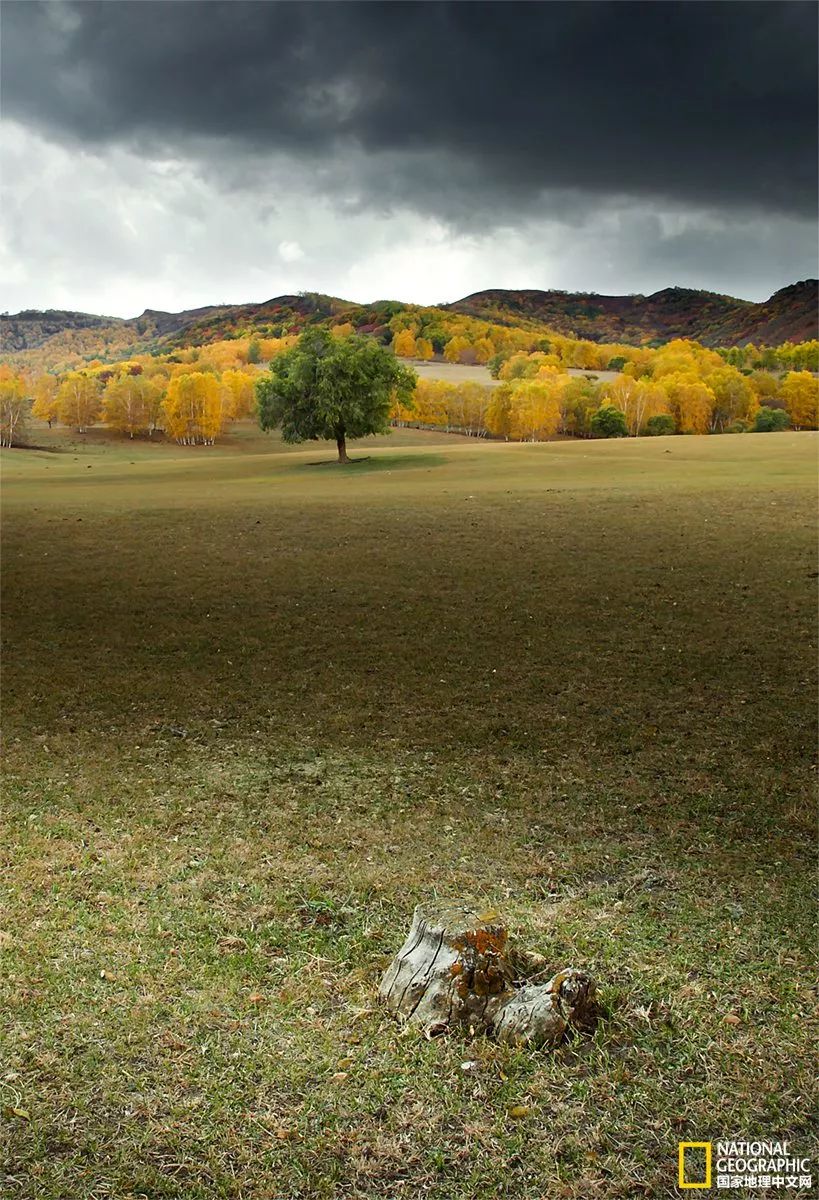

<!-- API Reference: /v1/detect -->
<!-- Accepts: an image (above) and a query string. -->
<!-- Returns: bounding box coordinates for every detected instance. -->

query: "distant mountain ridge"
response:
[2,280,816,366]
[0,308,125,354]
[0,304,230,354]
[445,280,819,347]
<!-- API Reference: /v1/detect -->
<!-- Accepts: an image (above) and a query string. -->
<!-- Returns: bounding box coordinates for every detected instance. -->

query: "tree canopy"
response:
[590,404,629,438]
[255,328,416,462]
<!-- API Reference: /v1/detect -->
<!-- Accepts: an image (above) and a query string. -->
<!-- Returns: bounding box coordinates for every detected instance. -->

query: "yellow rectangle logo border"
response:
[678,1142,712,1189]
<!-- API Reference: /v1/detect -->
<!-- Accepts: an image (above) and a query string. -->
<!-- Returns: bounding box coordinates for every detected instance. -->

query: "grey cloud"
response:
[2,0,817,226]
[1,120,812,319]
[1,2,816,315]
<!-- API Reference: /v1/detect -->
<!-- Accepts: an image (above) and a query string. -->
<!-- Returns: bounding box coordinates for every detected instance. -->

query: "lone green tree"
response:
[256,329,416,463]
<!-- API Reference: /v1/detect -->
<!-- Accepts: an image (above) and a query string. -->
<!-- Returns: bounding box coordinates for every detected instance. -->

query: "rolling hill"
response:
[446,280,819,346]
[0,309,126,354]
[0,304,231,355]
[2,280,816,371]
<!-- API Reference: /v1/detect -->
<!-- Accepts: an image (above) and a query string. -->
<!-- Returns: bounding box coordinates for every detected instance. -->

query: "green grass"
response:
[2,424,816,1198]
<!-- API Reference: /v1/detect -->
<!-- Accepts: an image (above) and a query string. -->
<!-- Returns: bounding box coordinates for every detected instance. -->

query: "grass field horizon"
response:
[2,424,816,1198]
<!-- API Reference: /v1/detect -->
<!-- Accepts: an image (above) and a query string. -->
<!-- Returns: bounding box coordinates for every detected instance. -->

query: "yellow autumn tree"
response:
[638,381,673,431]
[507,378,562,441]
[776,340,818,371]
[220,369,256,419]
[603,375,673,436]
[659,373,715,435]
[0,366,30,447]
[102,373,164,438]
[748,371,779,402]
[472,337,495,365]
[557,376,601,437]
[620,346,657,378]
[31,374,59,427]
[162,372,224,444]
[779,371,819,430]
[562,339,608,371]
[390,388,415,425]
[137,356,168,379]
[499,351,560,381]
[705,367,754,431]
[499,352,532,380]
[55,372,102,432]
[408,379,453,427]
[485,384,513,439]
[393,329,418,358]
[259,335,298,361]
[653,339,723,382]
[200,340,245,371]
[415,337,434,361]
[447,382,493,435]
[602,375,642,435]
[444,336,471,364]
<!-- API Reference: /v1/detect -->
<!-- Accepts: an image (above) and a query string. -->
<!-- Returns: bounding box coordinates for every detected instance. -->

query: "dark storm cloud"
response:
[3,0,817,224]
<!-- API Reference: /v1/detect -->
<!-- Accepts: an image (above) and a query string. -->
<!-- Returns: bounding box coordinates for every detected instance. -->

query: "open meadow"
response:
[409,361,621,387]
[2,425,817,1198]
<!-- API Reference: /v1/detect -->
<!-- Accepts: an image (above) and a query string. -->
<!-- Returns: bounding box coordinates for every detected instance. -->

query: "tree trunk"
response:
[336,431,349,463]
[379,903,598,1047]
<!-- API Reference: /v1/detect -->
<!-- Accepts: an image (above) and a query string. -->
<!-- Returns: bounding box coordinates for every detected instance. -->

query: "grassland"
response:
[2,425,816,1199]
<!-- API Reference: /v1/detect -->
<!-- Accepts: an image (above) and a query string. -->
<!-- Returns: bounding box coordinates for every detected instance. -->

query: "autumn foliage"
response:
[2,299,817,447]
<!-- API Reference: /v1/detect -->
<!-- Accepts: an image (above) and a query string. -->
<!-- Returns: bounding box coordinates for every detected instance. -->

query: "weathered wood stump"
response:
[379,903,598,1047]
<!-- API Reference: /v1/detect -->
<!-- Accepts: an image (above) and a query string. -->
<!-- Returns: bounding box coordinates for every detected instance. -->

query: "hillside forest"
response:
[1,291,817,447]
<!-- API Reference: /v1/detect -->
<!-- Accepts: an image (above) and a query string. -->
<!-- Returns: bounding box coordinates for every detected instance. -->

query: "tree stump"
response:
[379,903,598,1047]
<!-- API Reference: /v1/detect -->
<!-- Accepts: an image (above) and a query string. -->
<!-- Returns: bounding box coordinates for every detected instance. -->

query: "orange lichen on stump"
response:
[379,903,599,1048]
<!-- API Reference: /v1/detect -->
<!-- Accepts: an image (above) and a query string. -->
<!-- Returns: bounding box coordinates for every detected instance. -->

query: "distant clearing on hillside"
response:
[412,361,622,387]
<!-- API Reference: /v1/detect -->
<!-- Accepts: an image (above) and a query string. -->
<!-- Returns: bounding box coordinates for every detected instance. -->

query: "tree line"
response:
[1,329,816,449]
[392,341,818,439]
[0,356,258,447]
[392,322,819,377]
[251,329,818,459]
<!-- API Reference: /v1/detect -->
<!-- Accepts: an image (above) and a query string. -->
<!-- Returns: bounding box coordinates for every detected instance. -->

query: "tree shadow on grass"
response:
[304,453,448,471]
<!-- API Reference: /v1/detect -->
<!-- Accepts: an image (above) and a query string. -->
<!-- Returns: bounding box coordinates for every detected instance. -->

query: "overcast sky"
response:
[2,0,817,318]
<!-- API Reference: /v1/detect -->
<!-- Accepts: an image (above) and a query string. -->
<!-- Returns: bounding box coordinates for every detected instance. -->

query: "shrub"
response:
[753,406,790,432]
[645,413,676,436]
[591,405,628,438]
[607,356,627,372]
[726,419,748,434]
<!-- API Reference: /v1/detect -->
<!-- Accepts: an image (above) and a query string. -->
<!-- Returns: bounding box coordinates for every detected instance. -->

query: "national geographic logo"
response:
[679,1143,711,1190]
[678,1141,813,1191]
